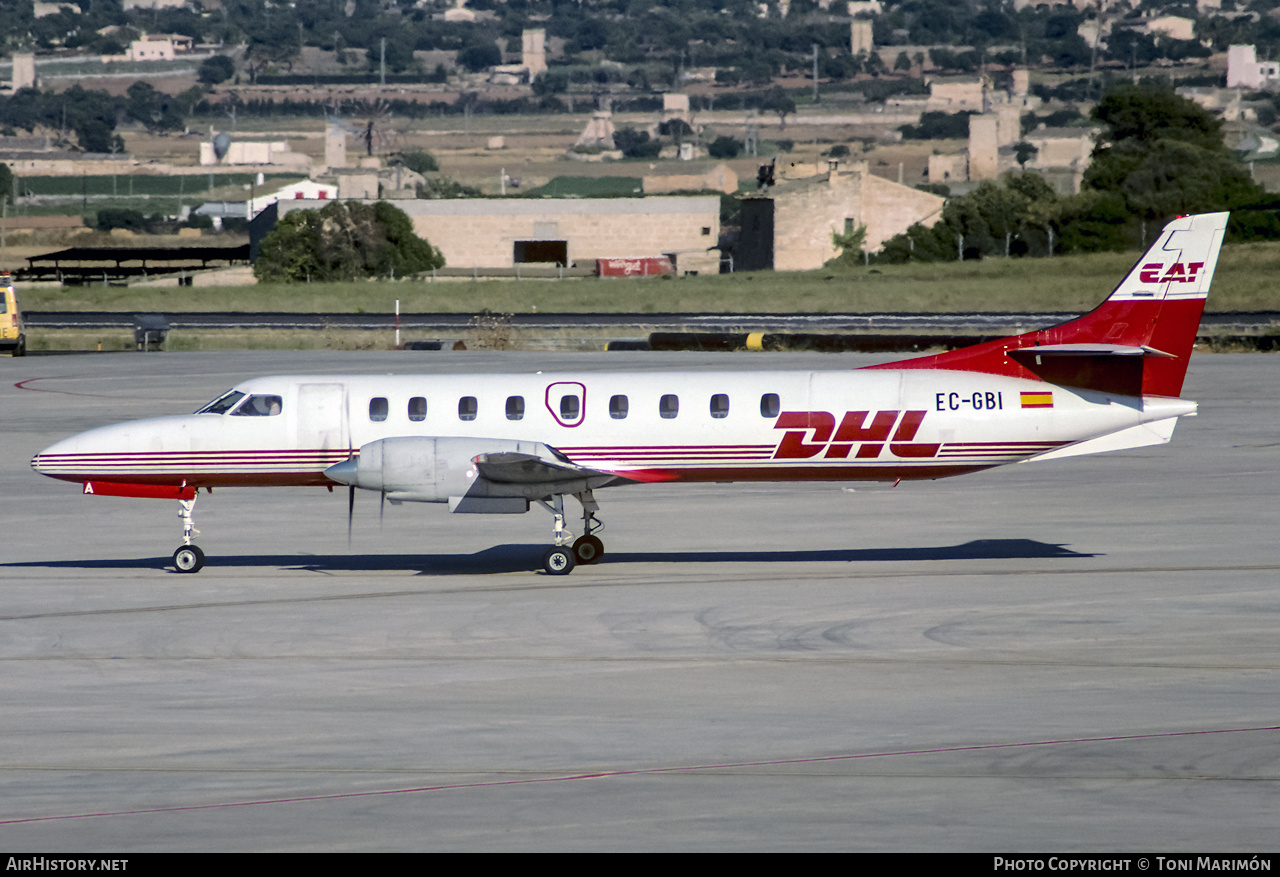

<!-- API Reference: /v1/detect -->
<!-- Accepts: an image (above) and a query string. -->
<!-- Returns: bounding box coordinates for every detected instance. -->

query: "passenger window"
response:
[710,394,729,419]
[610,395,628,419]
[761,393,780,418]
[506,396,524,421]
[660,394,679,419]
[459,396,478,421]
[232,394,282,417]
[560,394,580,420]
[369,397,388,422]
[408,397,426,422]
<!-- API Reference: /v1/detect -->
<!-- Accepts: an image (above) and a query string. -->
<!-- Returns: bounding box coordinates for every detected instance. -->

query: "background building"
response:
[276,196,721,274]
[736,161,945,271]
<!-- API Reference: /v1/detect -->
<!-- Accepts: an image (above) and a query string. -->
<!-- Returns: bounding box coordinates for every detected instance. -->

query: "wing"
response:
[325,436,628,508]
[472,451,607,484]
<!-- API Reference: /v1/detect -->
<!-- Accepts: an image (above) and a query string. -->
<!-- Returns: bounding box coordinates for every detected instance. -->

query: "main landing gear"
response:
[172,496,205,573]
[537,490,605,575]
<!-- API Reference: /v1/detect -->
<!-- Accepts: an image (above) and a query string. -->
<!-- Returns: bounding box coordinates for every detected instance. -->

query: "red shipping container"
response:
[595,256,675,277]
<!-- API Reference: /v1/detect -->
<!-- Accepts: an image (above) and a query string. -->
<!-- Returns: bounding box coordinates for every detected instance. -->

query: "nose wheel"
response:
[173,544,205,573]
[542,545,575,575]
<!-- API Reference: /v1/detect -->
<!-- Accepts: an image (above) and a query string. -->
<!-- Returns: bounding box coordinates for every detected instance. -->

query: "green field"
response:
[17,174,305,198]
[520,176,644,198]
[20,241,1280,316]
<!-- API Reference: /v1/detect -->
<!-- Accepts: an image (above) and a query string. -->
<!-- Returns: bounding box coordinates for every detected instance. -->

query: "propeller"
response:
[348,483,355,547]
[346,436,356,548]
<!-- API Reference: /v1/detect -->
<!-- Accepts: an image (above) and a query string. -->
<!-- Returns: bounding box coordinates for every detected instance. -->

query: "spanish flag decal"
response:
[1021,391,1054,409]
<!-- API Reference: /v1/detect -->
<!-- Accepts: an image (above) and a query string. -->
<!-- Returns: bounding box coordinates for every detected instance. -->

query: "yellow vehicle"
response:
[1,271,26,357]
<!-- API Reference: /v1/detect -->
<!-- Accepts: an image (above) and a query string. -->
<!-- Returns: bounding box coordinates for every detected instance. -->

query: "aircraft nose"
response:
[31,435,82,478]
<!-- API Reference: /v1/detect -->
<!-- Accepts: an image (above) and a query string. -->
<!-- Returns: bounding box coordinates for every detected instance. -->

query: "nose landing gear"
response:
[172,496,205,573]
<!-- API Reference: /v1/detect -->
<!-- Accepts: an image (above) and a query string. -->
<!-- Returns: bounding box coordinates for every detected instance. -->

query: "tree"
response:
[827,223,867,267]
[707,135,741,159]
[254,201,444,283]
[1090,85,1224,151]
[1084,84,1262,228]
[198,55,235,86]
[658,118,693,146]
[613,127,660,159]
[0,162,12,206]
[1014,141,1038,168]
[458,41,501,73]
[125,81,184,134]
[760,88,796,131]
[400,151,439,174]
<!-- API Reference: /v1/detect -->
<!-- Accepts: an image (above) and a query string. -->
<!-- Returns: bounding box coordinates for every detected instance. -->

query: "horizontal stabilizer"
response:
[1005,343,1180,395]
[1006,343,1175,359]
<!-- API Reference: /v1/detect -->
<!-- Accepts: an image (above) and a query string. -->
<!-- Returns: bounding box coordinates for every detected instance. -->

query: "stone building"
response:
[967,104,1025,181]
[199,137,311,172]
[926,75,989,113]
[642,163,738,195]
[1021,127,1097,193]
[4,54,36,93]
[276,196,722,274]
[1227,45,1280,90]
[736,161,945,271]
[850,20,873,56]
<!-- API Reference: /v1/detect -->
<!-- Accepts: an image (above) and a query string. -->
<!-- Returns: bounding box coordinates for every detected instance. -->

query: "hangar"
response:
[274,195,722,275]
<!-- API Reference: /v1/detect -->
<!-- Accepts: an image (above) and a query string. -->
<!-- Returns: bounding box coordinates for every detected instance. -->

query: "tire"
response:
[542,545,575,576]
[173,545,205,573]
[572,535,604,565]
[14,335,25,357]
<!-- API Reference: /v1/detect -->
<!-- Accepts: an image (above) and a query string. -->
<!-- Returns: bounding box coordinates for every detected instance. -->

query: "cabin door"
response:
[295,383,349,451]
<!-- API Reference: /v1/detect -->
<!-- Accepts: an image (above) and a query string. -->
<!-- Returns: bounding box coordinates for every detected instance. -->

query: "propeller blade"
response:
[347,484,355,546]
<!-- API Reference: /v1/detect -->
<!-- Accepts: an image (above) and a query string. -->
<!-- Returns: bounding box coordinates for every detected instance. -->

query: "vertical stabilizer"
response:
[867,212,1228,397]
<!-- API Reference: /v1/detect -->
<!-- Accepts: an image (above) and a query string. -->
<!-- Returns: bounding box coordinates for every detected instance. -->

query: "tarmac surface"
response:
[1,349,1278,852]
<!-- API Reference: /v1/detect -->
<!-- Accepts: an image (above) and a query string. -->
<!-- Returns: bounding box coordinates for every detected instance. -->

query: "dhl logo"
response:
[773,410,940,460]
[1138,262,1204,284]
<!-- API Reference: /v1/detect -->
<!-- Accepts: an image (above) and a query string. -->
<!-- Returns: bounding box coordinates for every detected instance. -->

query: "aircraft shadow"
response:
[3,539,1096,576]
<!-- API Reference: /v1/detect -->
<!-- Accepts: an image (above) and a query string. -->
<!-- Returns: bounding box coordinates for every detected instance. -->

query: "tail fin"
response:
[867,212,1228,398]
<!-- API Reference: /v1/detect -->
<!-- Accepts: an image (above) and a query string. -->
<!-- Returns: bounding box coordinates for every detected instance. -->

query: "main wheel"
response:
[572,535,604,565]
[173,545,205,574]
[542,545,575,576]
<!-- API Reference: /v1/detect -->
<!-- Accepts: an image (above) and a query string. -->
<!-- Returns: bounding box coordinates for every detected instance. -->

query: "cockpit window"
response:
[196,390,245,415]
[231,394,283,416]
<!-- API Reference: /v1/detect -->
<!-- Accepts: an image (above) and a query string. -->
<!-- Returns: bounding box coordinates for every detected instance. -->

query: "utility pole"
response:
[812,44,819,104]
[380,38,386,87]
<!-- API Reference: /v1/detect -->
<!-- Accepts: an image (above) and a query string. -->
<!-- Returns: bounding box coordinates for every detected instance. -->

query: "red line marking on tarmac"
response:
[14,376,110,398]
[3,724,1277,826]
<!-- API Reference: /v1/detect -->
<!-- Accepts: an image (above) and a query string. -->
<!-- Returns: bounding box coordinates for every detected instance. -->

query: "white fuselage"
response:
[32,369,1196,491]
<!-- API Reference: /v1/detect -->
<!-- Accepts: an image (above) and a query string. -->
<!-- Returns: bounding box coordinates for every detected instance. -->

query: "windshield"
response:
[196,390,245,415]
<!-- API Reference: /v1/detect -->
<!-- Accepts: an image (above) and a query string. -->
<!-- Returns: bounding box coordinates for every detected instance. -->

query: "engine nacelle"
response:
[324,437,571,505]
